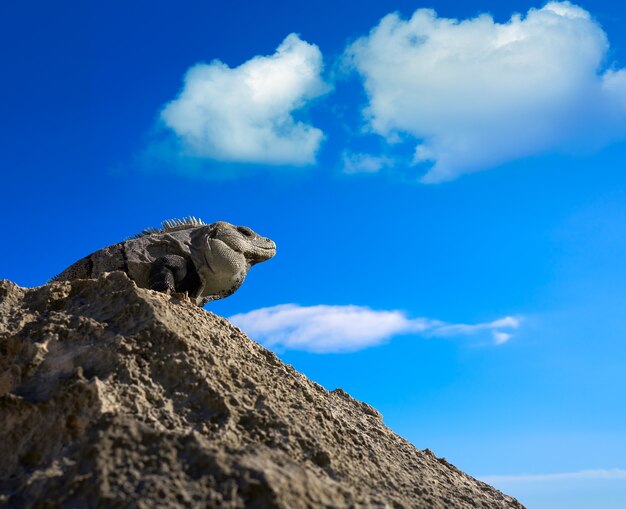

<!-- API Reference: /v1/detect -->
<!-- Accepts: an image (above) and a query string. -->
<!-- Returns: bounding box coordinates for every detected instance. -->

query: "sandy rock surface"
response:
[0,273,524,508]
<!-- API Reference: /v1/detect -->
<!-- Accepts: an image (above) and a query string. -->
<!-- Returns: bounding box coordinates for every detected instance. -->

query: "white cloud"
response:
[481,468,626,484]
[342,151,393,174]
[492,331,513,345]
[346,2,626,182]
[161,34,329,166]
[229,304,520,353]
[431,316,520,337]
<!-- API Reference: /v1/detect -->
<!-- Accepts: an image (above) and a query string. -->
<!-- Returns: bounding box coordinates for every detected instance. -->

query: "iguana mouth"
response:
[250,245,276,261]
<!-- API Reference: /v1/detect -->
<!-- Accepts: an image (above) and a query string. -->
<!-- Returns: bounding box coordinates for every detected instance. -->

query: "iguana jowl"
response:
[52,218,276,306]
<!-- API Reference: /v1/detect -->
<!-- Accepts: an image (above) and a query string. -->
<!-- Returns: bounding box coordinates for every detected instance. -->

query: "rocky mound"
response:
[0,273,524,508]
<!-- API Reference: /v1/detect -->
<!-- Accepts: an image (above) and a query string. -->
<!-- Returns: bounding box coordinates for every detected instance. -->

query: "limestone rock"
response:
[0,273,524,508]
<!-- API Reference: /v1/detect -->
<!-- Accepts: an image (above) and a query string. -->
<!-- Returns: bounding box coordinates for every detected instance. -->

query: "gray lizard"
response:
[51,217,276,306]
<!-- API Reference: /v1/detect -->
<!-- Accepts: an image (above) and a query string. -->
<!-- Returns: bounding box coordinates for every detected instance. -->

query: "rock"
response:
[0,273,525,508]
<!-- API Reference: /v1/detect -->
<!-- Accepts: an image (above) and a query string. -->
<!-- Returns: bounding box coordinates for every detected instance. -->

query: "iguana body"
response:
[52,218,276,306]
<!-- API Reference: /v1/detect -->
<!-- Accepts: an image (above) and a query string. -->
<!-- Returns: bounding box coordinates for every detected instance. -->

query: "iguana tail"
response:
[50,255,95,282]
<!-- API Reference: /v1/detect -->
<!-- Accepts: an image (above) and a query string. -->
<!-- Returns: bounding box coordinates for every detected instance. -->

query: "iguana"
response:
[51,217,276,306]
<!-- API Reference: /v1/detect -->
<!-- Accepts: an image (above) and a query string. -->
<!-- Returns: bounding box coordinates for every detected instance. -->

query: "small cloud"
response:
[160,34,329,166]
[229,304,520,353]
[481,468,626,484]
[342,151,393,174]
[345,2,626,182]
[431,316,520,339]
[492,331,513,345]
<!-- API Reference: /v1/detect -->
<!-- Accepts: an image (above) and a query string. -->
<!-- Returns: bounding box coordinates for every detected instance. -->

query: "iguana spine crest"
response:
[130,216,207,239]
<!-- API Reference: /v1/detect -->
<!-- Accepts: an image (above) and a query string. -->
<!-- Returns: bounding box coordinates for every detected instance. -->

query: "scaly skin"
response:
[51,218,276,306]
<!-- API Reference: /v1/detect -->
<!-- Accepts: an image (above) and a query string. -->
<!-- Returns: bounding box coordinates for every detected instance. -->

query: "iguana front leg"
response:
[149,255,189,293]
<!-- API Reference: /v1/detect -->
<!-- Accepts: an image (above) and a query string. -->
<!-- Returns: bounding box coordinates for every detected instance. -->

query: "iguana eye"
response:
[237,226,254,238]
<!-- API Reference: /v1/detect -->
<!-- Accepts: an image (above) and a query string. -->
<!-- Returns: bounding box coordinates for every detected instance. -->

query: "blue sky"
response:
[2,1,626,507]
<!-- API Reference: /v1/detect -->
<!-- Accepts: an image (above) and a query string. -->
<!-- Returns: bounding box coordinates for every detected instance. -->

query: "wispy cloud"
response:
[345,2,626,182]
[160,34,329,166]
[492,331,513,345]
[342,151,393,174]
[229,304,520,353]
[482,468,626,484]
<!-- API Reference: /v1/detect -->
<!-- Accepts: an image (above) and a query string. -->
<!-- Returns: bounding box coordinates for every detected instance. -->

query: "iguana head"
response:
[210,222,276,265]
[188,221,276,302]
